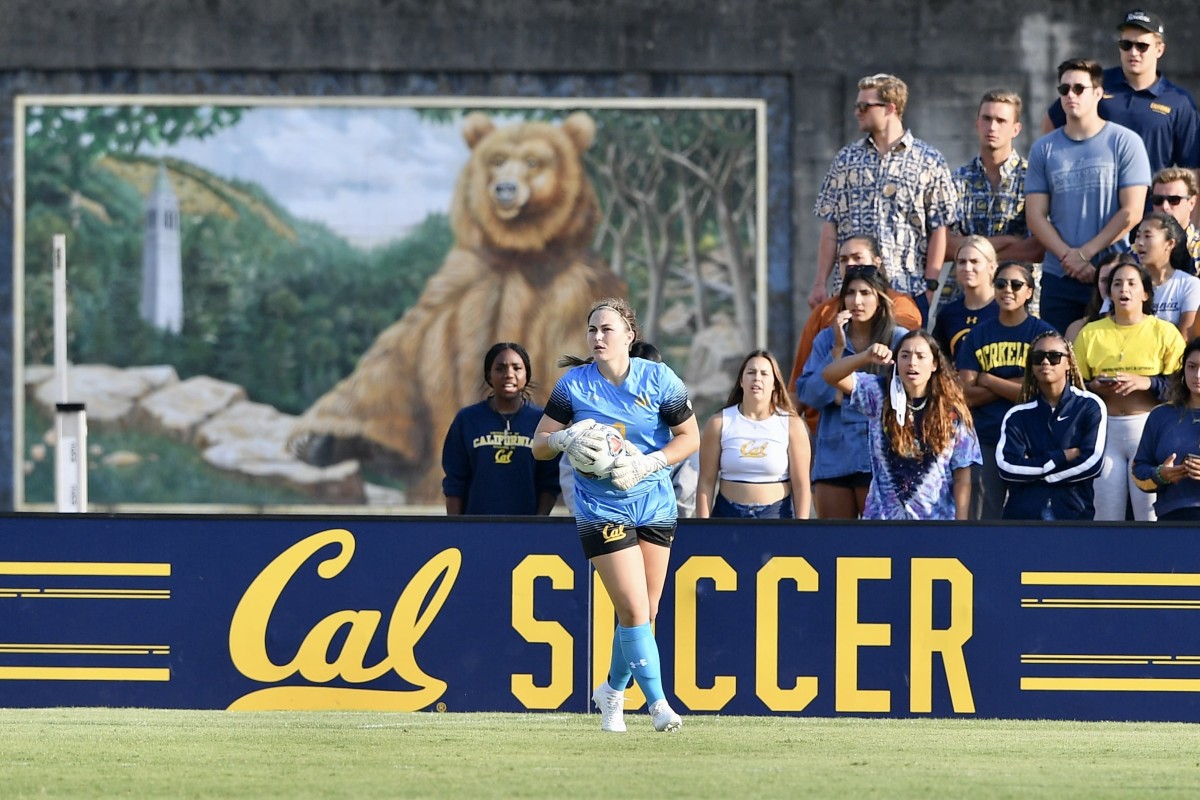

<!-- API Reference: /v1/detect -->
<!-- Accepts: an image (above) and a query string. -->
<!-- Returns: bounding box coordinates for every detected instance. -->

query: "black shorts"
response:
[578,520,675,559]
[815,472,872,490]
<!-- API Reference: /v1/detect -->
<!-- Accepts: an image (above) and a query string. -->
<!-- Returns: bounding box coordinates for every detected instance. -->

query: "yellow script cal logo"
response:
[227,528,460,711]
[601,524,627,543]
[740,442,768,458]
[494,448,514,464]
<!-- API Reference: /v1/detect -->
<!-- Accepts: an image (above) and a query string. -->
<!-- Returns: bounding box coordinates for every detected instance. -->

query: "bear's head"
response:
[452,111,599,258]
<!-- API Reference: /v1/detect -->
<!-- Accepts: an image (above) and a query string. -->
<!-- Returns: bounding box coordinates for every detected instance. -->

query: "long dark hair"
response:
[1105,261,1155,316]
[881,330,973,458]
[1166,337,1200,408]
[839,267,896,375]
[1138,211,1193,275]
[483,342,534,399]
[1082,252,1136,324]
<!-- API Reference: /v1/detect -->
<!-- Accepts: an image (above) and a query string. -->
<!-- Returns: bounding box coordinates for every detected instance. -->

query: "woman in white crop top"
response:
[696,350,812,518]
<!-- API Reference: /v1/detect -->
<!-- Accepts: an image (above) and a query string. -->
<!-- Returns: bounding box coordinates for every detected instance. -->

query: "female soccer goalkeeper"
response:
[533,297,699,733]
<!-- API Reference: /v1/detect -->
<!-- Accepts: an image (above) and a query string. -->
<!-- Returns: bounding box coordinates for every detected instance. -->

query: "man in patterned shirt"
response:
[1148,167,1200,273]
[948,89,1044,264]
[811,73,958,312]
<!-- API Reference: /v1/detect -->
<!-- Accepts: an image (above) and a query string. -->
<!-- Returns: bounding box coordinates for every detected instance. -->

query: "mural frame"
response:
[12,93,771,513]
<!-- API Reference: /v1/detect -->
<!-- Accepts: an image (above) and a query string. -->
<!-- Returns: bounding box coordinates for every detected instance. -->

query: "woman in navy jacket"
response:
[1132,338,1200,521]
[996,331,1107,520]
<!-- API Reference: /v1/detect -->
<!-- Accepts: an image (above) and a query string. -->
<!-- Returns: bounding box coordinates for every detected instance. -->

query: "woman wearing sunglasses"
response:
[996,332,1106,520]
[955,261,1057,519]
[1074,261,1186,520]
[1133,338,1200,522]
[822,329,979,520]
[797,265,909,518]
[932,236,999,361]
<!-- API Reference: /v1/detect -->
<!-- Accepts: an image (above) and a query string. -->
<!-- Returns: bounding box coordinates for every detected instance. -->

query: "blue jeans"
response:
[1039,271,1095,335]
[713,493,794,519]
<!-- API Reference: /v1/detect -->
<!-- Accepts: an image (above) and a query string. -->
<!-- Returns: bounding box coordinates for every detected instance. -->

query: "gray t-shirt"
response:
[1026,122,1151,279]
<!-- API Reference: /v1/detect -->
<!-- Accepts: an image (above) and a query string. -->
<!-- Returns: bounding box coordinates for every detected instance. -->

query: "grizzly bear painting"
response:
[288,111,625,502]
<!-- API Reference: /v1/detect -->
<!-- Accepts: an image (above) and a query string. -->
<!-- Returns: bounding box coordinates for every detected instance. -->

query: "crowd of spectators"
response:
[441,9,1200,523]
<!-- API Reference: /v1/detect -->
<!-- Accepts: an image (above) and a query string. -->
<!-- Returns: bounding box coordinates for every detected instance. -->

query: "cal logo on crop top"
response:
[719,406,790,483]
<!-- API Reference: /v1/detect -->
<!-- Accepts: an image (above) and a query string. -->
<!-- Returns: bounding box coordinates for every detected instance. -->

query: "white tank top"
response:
[719,405,791,483]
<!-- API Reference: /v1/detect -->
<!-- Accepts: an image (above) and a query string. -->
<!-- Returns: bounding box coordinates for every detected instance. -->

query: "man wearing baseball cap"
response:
[1041,9,1200,178]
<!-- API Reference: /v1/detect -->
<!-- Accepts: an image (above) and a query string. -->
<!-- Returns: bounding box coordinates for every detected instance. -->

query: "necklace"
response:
[491,398,523,432]
[908,396,929,412]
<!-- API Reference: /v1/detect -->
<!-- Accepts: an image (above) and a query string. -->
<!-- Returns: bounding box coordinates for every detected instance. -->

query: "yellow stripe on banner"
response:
[0,562,171,577]
[1020,654,1169,661]
[1022,677,1200,692]
[0,588,172,600]
[0,667,170,681]
[0,644,169,655]
[1022,658,1161,665]
[1021,601,1200,609]
[1021,571,1200,586]
[41,589,171,597]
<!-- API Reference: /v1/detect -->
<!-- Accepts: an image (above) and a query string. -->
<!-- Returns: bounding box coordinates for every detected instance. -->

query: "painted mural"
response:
[15,98,764,510]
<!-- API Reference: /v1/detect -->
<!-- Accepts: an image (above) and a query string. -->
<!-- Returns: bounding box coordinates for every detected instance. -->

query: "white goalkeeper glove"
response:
[546,419,608,466]
[610,450,669,491]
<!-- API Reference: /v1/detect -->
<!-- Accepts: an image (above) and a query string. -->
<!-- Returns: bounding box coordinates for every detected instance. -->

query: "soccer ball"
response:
[569,423,625,478]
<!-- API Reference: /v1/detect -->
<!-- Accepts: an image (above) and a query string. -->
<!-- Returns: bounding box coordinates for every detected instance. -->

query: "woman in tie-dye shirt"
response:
[823,329,981,519]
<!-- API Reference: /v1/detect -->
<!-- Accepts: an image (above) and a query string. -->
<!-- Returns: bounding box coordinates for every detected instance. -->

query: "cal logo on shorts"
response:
[601,523,627,543]
[1150,102,1172,116]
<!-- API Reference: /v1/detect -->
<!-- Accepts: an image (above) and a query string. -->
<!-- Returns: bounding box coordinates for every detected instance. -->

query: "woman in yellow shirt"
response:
[1074,262,1186,520]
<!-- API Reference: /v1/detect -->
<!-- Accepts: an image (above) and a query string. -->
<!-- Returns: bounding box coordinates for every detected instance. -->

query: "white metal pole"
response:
[52,235,87,513]
[53,234,67,405]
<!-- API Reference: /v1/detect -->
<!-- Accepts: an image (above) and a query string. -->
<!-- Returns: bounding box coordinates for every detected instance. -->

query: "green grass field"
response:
[3,709,1199,798]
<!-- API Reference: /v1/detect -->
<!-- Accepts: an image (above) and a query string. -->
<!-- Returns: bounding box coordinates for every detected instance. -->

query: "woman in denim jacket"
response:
[797,266,909,518]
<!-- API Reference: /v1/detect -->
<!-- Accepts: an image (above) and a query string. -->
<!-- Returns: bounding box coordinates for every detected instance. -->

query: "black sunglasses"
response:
[1118,39,1153,53]
[1030,350,1067,366]
[844,265,880,281]
[993,277,1028,291]
[854,101,888,113]
[1151,194,1190,206]
[1056,83,1094,96]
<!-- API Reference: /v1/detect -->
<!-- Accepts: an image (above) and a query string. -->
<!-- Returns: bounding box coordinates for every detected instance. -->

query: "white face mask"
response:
[890,364,908,426]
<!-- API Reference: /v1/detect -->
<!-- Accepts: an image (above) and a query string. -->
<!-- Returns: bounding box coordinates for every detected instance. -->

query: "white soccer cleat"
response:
[649,699,683,733]
[592,683,627,733]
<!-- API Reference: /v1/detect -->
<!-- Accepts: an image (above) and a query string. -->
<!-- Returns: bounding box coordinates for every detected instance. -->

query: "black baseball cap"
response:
[1118,9,1165,36]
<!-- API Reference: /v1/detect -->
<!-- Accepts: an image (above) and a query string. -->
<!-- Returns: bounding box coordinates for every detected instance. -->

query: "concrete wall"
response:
[2,0,1199,507]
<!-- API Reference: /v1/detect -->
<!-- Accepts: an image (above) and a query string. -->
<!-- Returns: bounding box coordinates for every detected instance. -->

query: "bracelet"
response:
[1156,464,1170,486]
[1077,249,1089,263]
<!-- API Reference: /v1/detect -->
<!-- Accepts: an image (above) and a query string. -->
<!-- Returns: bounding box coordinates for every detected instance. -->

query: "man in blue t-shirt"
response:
[1026,58,1152,334]
[1041,9,1200,180]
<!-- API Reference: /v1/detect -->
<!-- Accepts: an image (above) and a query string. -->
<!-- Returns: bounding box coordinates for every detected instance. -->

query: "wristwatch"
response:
[925,278,940,293]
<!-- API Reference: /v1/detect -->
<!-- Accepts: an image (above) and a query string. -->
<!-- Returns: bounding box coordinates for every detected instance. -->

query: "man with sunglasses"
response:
[1148,167,1200,272]
[1026,58,1152,334]
[1040,9,1199,181]
[812,73,957,314]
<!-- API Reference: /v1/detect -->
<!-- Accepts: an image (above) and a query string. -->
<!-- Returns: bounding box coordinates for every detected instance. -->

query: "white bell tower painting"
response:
[140,163,183,333]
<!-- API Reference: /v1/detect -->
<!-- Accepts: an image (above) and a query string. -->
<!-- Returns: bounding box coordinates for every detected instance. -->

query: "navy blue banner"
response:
[1,515,1199,720]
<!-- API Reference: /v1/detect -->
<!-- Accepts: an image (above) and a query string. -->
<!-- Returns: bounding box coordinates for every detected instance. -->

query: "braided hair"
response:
[1017,331,1084,404]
